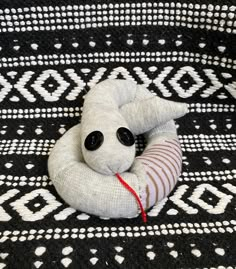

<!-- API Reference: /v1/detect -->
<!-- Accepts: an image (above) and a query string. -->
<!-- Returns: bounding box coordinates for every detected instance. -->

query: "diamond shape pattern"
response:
[169,66,205,98]
[10,189,62,221]
[188,184,233,214]
[31,70,69,102]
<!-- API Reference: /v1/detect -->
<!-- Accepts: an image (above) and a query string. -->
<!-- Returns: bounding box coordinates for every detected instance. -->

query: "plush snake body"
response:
[48,80,188,219]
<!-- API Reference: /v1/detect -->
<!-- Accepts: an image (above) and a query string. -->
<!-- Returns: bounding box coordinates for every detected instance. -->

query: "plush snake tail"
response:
[116,173,147,223]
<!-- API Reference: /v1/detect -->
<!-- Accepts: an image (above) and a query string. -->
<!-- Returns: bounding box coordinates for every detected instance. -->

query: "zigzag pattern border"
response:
[0,66,236,103]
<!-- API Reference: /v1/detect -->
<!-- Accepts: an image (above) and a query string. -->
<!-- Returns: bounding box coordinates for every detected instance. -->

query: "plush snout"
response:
[82,130,136,176]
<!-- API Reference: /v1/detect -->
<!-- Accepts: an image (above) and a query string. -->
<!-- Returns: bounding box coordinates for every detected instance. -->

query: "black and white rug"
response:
[0,1,236,268]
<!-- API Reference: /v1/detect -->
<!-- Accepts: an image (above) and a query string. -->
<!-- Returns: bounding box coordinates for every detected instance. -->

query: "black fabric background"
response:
[0,1,235,268]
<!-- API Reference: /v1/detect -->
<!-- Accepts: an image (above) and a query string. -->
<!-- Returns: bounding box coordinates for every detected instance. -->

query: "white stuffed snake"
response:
[48,80,188,222]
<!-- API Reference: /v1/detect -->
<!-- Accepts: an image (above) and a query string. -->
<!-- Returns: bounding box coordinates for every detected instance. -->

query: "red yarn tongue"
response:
[115,173,147,223]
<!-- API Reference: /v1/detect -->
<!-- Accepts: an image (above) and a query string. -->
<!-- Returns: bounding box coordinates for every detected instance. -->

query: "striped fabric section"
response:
[137,139,182,209]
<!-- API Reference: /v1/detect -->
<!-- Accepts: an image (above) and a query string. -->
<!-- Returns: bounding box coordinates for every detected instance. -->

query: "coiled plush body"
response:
[48,80,187,219]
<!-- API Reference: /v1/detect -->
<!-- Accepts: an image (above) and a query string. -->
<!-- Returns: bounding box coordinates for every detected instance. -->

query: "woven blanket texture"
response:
[0,0,236,268]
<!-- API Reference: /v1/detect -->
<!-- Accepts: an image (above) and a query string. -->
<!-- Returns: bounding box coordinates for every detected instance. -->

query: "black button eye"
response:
[84,131,104,151]
[117,127,135,146]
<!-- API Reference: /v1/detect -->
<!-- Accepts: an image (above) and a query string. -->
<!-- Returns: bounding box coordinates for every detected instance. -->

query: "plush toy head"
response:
[81,108,136,176]
[80,79,188,176]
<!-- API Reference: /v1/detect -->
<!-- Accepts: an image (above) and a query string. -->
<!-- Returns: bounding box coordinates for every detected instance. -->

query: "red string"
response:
[116,173,147,223]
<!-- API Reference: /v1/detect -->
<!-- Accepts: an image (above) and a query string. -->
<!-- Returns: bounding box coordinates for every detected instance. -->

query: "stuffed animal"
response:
[48,80,188,222]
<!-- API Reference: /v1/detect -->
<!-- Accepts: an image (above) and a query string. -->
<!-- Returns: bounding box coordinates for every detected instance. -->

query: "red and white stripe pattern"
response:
[137,139,182,209]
